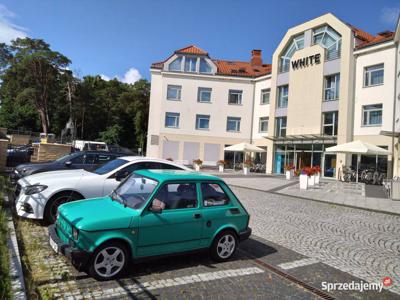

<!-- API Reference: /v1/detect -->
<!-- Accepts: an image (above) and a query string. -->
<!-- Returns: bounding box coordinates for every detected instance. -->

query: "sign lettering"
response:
[291,54,321,70]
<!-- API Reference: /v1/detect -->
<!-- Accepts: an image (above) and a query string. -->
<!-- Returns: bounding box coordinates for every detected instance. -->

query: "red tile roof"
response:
[355,31,395,49]
[348,24,375,42]
[175,45,208,55]
[151,45,271,78]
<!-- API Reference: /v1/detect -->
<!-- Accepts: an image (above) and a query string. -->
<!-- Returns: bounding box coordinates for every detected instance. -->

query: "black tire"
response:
[44,192,83,224]
[210,230,238,262]
[88,241,129,281]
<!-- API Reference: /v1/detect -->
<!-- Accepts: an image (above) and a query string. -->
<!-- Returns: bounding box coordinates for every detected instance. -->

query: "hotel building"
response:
[146,13,400,178]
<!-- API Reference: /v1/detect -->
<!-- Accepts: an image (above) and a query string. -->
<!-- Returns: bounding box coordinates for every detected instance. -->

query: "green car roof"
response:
[133,169,223,183]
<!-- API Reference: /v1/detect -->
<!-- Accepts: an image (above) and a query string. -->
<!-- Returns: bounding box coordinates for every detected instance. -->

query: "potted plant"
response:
[217,160,227,173]
[314,165,321,185]
[299,168,311,190]
[285,164,295,180]
[243,159,253,175]
[193,159,203,171]
[307,167,316,186]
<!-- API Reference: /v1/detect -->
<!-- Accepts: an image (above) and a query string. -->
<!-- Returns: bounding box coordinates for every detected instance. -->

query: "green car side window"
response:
[153,183,197,210]
[201,183,230,207]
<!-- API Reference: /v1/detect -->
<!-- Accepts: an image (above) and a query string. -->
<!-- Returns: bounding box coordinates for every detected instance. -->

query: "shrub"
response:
[0,193,11,299]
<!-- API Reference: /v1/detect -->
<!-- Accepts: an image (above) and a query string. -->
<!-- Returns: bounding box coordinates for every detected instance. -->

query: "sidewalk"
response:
[213,172,400,215]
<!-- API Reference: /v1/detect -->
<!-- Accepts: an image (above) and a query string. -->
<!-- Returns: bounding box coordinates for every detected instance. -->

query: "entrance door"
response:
[323,154,336,178]
[297,152,311,169]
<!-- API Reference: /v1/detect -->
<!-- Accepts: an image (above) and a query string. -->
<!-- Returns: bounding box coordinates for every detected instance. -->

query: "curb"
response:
[230,184,400,217]
[4,195,27,300]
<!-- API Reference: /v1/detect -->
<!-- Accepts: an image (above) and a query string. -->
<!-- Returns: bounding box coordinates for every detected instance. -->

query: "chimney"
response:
[251,49,262,66]
[376,30,393,38]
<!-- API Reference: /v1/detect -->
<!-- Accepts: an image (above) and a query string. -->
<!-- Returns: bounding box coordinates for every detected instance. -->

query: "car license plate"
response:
[49,235,59,253]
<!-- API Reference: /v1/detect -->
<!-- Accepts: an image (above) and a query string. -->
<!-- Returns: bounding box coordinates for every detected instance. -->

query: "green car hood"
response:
[58,197,139,231]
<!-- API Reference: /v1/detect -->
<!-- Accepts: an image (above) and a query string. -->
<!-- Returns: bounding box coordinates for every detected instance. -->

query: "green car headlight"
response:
[72,227,79,240]
[25,184,48,195]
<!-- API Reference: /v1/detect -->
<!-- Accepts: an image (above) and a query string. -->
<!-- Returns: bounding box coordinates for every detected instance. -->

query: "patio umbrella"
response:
[224,143,266,170]
[325,140,391,183]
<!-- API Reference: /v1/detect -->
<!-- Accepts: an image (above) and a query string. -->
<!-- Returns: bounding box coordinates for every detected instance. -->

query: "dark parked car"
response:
[10,151,121,183]
[6,144,34,168]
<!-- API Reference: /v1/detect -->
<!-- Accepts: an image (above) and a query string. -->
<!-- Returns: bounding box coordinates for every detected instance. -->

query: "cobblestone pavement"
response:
[232,186,400,296]
[16,219,321,299]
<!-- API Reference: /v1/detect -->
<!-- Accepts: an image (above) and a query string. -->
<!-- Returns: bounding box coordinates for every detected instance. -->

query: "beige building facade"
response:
[147,13,400,178]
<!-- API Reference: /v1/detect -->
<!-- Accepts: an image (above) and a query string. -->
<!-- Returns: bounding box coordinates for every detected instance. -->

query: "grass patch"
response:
[0,192,12,299]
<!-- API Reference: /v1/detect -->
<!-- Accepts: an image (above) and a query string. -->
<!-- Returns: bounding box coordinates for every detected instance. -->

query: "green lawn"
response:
[0,192,12,299]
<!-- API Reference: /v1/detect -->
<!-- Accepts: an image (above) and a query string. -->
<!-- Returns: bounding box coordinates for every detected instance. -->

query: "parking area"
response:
[13,177,400,299]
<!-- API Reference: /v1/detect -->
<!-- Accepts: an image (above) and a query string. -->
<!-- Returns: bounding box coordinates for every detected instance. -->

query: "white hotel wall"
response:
[353,46,396,136]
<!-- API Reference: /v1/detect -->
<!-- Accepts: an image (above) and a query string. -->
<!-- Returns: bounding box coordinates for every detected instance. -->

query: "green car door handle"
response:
[193,213,202,219]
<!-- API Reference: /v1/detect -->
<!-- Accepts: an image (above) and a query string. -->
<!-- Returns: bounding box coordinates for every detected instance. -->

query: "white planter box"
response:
[308,175,315,186]
[285,170,293,180]
[315,173,320,185]
[299,174,308,190]
[194,164,201,172]
[218,165,224,173]
[243,167,249,175]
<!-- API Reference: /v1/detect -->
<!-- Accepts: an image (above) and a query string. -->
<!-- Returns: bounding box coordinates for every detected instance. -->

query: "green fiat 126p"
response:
[48,170,251,280]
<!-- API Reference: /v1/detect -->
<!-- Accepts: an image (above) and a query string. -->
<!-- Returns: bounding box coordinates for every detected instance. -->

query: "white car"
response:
[14,157,190,223]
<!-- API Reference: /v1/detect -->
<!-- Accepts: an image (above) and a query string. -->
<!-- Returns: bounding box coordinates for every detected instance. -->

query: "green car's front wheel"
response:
[89,241,129,280]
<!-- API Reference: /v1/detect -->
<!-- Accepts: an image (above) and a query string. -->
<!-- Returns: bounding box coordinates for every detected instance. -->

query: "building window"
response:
[324,74,340,101]
[226,117,241,132]
[313,26,341,60]
[279,34,304,73]
[167,85,181,100]
[168,57,182,71]
[165,112,180,128]
[322,111,338,136]
[259,117,269,132]
[197,87,212,103]
[275,117,287,137]
[277,85,288,108]
[199,58,212,73]
[364,64,384,87]
[261,89,270,104]
[228,90,243,105]
[362,104,382,126]
[184,57,197,72]
[196,114,210,130]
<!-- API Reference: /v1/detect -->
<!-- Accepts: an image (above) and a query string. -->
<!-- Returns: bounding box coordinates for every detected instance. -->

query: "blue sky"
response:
[0,0,399,82]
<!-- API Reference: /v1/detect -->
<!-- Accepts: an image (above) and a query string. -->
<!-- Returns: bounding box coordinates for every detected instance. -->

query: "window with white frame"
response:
[197,87,212,103]
[196,114,210,130]
[165,112,180,128]
[168,57,182,71]
[277,85,288,108]
[279,34,304,73]
[167,85,181,100]
[184,57,197,72]
[312,26,341,60]
[199,58,212,73]
[364,64,384,87]
[261,89,270,104]
[259,117,269,132]
[322,111,338,136]
[226,117,241,132]
[324,74,340,101]
[275,117,287,137]
[228,90,243,105]
[362,104,382,126]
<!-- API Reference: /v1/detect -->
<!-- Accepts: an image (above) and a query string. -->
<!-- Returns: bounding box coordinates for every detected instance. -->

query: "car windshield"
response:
[55,153,76,163]
[111,174,158,209]
[92,158,128,175]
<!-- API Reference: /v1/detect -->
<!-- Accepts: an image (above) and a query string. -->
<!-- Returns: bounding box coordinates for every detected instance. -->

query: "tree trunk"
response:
[38,108,48,134]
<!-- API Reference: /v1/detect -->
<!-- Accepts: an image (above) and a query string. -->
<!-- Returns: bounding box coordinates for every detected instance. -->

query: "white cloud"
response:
[100,67,142,84]
[100,74,111,81]
[380,7,400,26]
[0,4,27,44]
[120,67,142,84]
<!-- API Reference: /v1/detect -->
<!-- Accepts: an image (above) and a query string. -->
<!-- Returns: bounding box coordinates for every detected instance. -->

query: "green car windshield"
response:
[111,174,158,209]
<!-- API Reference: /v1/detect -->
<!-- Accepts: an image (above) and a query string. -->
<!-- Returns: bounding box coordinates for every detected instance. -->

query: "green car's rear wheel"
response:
[89,241,129,280]
[210,230,237,262]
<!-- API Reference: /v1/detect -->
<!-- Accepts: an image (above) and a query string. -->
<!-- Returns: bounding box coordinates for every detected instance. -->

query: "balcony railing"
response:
[325,48,341,61]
